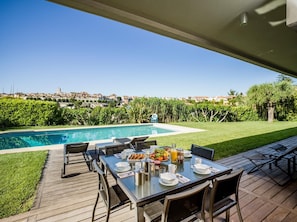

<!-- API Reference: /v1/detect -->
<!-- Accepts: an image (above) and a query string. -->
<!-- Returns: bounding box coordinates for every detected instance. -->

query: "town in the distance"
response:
[0,87,234,108]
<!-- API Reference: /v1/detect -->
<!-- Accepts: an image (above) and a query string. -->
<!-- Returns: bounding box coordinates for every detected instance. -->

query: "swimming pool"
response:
[0,124,176,150]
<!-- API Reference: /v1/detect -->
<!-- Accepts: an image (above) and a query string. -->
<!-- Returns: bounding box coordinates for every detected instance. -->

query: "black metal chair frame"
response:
[61,142,91,178]
[245,145,297,185]
[113,136,149,150]
[92,159,131,222]
[112,137,131,144]
[103,143,130,156]
[144,181,210,222]
[191,144,215,161]
[129,136,149,149]
[205,169,244,222]
[135,140,157,152]
[260,144,296,176]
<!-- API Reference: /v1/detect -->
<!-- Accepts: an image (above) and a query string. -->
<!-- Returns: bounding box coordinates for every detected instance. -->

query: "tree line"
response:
[1,76,296,128]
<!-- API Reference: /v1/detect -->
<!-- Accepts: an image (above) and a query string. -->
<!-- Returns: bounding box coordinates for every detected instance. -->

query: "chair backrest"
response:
[275,145,297,160]
[113,137,131,144]
[270,144,287,152]
[191,144,215,160]
[65,142,89,154]
[92,160,111,208]
[211,169,243,205]
[162,181,210,222]
[135,140,157,151]
[104,143,130,156]
[130,136,149,146]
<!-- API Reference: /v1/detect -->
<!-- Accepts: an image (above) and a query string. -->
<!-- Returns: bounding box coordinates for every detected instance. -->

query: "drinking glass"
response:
[195,157,202,164]
[168,164,177,174]
[171,148,178,163]
[135,162,142,170]
[159,166,167,177]
[191,157,195,169]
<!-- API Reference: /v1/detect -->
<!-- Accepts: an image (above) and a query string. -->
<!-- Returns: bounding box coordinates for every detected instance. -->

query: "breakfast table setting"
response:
[99,145,231,222]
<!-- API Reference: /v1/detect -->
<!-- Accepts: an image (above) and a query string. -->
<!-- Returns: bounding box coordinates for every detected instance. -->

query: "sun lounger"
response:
[113,136,149,149]
[244,144,297,185]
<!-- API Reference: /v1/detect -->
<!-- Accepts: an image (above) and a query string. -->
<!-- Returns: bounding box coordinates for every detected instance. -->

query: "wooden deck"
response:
[1,137,297,222]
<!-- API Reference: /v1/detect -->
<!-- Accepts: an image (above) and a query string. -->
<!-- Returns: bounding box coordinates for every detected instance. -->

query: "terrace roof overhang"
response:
[49,0,297,78]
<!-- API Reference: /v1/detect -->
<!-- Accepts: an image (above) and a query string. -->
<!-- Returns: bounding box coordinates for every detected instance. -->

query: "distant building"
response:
[56,87,62,95]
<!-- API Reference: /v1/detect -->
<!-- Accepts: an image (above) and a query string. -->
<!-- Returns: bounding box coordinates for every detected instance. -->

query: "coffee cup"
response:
[168,164,177,174]
[195,157,202,164]
[183,150,191,157]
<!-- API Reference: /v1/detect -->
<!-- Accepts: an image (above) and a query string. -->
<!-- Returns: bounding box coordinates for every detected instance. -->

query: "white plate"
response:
[194,164,209,170]
[159,178,179,186]
[116,162,130,168]
[160,172,177,183]
[193,168,211,175]
[184,154,192,158]
[115,166,131,172]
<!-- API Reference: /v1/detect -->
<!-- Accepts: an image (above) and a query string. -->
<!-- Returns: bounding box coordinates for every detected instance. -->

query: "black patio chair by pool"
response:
[113,136,149,149]
[204,169,244,222]
[135,140,157,152]
[92,160,131,222]
[130,136,149,149]
[61,142,91,178]
[191,144,215,161]
[112,137,131,144]
[143,181,210,222]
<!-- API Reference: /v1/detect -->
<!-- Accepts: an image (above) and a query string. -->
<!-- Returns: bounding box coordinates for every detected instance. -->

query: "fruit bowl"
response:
[149,148,169,161]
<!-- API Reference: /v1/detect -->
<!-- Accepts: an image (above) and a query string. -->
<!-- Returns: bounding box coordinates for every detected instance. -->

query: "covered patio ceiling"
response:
[49,0,297,78]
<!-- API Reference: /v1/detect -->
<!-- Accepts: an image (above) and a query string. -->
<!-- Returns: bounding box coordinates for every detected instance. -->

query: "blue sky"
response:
[0,0,290,98]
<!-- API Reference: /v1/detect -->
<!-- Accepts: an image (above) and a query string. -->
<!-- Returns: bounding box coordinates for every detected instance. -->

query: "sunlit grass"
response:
[155,121,297,159]
[0,151,48,219]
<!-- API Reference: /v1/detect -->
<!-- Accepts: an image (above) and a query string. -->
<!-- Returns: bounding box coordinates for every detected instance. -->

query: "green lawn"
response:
[0,151,48,219]
[1,121,297,218]
[156,121,297,160]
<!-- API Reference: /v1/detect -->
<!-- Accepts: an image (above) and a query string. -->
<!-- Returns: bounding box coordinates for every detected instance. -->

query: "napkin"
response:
[117,171,134,178]
[114,153,121,159]
[176,173,190,183]
[210,167,220,173]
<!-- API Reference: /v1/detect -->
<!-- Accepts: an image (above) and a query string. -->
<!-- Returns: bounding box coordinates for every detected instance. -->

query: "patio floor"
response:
[1,137,297,222]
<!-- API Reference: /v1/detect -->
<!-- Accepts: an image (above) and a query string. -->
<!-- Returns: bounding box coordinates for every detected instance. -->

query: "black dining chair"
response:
[135,140,157,151]
[204,169,244,222]
[100,143,131,174]
[103,143,130,156]
[191,144,215,161]
[61,142,91,178]
[143,181,210,222]
[92,160,132,222]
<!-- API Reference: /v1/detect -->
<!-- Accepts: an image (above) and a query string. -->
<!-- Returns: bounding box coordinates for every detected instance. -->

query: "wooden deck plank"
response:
[265,207,291,222]
[244,202,276,222]
[1,136,297,222]
[282,212,297,222]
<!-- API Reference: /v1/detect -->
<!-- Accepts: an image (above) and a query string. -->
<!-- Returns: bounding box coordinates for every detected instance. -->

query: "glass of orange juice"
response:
[171,148,177,163]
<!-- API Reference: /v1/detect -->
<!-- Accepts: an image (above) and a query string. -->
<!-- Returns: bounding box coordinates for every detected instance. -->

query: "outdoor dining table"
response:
[99,152,232,222]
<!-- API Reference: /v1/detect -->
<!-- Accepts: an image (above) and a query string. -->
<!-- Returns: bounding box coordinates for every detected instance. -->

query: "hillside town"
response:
[0,87,234,108]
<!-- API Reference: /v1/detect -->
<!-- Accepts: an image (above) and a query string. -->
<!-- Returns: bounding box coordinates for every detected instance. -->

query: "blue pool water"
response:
[0,124,175,150]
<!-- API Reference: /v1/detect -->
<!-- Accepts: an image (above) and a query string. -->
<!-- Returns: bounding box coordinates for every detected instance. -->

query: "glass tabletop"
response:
[100,153,231,206]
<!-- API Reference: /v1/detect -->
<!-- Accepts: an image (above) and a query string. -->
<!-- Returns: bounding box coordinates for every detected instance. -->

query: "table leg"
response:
[135,206,145,222]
